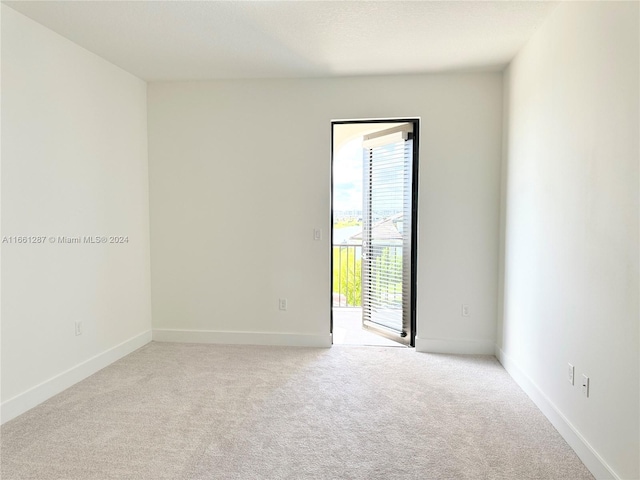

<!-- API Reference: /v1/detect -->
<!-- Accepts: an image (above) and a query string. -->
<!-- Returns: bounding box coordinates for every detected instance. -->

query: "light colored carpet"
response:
[1,342,593,480]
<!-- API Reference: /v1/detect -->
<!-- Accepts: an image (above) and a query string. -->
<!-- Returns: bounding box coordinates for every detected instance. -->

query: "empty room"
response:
[1,1,638,479]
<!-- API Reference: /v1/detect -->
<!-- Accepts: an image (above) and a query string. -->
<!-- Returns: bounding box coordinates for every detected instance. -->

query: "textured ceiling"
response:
[2,1,559,81]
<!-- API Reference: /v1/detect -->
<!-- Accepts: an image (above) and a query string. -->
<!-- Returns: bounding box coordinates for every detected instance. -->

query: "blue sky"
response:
[333,137,363,212]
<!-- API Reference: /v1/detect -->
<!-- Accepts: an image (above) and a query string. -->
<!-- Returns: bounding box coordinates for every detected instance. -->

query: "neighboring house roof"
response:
[349,213,403,242]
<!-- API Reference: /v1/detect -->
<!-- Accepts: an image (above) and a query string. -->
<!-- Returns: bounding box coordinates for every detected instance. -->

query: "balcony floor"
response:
[332,307,405,347]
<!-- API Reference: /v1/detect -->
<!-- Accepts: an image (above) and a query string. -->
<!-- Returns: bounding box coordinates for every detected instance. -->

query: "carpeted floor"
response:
[1,342,594,480]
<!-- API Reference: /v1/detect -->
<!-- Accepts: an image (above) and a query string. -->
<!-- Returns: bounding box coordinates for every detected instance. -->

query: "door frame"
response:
[330,118,420,347]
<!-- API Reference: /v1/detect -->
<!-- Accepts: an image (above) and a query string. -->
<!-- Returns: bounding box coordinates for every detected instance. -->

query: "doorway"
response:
[331,119,419,347]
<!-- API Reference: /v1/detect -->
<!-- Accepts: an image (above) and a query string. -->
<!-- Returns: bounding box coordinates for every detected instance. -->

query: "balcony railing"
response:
[333,242,403,308]
[332,244,362,307]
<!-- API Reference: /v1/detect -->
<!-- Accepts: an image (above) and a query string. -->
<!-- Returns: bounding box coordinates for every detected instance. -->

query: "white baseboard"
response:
[1,330,152,425]
[496,347,618,480]
[415,336,495,354]
[153,329,332,348]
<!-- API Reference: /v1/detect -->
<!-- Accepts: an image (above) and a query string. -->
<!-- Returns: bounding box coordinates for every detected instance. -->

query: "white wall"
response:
[148,74,502,352]
[1,6,152,422]
[499,2,639,479]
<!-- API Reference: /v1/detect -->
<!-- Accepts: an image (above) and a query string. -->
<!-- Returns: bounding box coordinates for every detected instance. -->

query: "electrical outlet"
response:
[582,374,589,397]
[461,304,470,317]
[568,363,574,385]
[279,298,288,311]
[75,320,83,336]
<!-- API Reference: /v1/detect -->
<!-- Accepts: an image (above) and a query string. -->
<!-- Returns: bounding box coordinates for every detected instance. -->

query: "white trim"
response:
[414,336,495,354]
[153,329,332,348]
[496,347,619,480]
[1,330,152,425]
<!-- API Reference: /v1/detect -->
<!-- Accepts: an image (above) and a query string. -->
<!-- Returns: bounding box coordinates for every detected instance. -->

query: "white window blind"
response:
[362,124,413,338]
